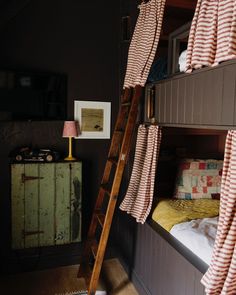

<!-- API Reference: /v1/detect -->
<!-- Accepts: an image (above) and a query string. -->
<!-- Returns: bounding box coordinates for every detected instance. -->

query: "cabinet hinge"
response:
[21,173,44,183]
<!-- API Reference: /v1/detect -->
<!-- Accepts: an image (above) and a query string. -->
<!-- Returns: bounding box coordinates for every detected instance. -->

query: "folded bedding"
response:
[170,217,218,265]
[151,199,220,231]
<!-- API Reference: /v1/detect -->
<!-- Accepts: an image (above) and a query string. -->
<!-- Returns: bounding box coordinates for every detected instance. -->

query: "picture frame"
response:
[167,21,191,76]
[74,100,111,139]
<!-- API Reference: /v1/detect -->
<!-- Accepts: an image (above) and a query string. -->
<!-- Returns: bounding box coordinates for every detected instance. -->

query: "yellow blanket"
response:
[151,199,220,232]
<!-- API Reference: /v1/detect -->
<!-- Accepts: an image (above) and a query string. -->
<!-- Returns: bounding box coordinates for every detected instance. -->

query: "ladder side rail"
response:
[83,88,132,240]
[88,85,143,294]
[117,85,143,167]
[78,88,132,276]
[100,87,132,185]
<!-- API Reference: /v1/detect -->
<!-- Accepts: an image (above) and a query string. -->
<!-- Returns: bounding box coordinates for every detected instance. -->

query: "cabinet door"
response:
[11,164,25,249]
[38,163,55,247]
[70,162,82,243]
[11,162,82,249]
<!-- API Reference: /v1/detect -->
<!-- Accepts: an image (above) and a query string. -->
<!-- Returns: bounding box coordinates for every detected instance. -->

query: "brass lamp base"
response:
[64,136,76,161]
[64,156,76,161]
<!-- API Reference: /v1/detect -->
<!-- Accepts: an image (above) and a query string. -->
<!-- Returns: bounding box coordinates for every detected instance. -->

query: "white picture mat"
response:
[74,100,111,139]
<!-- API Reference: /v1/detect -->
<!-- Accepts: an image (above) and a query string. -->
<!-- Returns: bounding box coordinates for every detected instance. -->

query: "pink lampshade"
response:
[62,121,79,138]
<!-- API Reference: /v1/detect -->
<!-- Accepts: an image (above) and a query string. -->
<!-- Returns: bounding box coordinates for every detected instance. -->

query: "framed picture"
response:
[74,100,111,139]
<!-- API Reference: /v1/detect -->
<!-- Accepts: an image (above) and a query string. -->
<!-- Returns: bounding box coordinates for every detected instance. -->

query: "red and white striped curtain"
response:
[201,130,236,294]
[186,0,236,72]
[119,125,162,223]
[123,0,166,89]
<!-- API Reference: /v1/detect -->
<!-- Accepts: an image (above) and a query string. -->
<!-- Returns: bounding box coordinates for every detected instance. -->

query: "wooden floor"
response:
[0,258,138,295]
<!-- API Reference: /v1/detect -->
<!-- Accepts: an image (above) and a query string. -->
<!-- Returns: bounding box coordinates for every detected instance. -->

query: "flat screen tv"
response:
[0,69,67,121]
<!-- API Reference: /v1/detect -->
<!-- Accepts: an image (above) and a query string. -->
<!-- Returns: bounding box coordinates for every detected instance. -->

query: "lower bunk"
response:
[130,219,207,295]
[112,127,226,295]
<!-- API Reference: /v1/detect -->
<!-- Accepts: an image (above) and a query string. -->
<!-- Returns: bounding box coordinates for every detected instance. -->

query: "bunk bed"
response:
[125,131,226,295]
[118,60,235,295]
[114,0,236,294]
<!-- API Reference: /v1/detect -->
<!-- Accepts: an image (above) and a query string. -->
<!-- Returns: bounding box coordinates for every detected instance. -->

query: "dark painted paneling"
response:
[178,77,185,124]
[202,69,221,125]
[185,74,194,124]
[172,79,179,123]
[192,73,204,124]
[165,80,172,123]
[221,64,236,125]
[145,59,236,129]
[156,84,162,122]
[112,210,207,295]
[132,222,206,295]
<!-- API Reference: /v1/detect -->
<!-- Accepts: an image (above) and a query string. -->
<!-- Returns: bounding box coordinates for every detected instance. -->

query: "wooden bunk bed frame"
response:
[144,59,236,129]
[111,59,236,295]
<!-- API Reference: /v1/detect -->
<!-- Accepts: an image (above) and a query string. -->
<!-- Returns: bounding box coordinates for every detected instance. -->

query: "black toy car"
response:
[9,147,60,163]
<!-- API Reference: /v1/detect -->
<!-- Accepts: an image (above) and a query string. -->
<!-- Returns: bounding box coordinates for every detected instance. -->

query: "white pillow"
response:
[178,49,187,72]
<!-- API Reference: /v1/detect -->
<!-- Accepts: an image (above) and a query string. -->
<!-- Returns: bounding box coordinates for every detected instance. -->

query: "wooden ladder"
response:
[78,85,143,295]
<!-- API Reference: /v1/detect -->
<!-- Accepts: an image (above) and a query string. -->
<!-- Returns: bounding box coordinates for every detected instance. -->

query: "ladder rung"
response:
[96,213,105,227]
[91,239,98,259]
[114,130,124,135]
[107,157,118,166]
[121,102,131,107]
[100,184,111,196]
[121,87,132,104]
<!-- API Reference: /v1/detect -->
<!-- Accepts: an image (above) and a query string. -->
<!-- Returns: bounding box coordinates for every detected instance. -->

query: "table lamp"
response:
[62,121,79,161]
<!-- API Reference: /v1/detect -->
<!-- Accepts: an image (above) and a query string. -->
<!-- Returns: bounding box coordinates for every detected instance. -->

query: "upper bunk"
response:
[142,0,236,130]
[144,58,236,129]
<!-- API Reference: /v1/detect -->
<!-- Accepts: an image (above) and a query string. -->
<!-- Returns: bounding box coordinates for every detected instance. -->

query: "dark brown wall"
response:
[0,0,120,115]
[0,0,122,274]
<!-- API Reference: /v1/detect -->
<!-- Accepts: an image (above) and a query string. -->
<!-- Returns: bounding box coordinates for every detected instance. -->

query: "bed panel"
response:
[144,59,236,129]
[130,221,206,295]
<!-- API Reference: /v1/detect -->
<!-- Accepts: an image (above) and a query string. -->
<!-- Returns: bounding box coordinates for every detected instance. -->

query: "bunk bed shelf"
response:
[144,58,236,129]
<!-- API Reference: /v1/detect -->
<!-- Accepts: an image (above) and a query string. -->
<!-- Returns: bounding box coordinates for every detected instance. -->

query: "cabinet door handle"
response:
[147,87,155,122]
[21,173,44,183]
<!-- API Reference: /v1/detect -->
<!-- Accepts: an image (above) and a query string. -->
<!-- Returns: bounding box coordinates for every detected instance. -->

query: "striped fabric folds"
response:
[201,130,236,295]
[123,0,166,89]
[186,0,236,72]
[119,125,162,224]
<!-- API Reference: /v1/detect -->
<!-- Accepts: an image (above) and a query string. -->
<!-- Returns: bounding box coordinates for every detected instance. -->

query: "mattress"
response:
[151,198,219,265]
[170,217,218,265]
[151,199,220,231]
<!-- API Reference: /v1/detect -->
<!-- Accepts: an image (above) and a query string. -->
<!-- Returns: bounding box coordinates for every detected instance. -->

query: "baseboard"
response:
[1,242,83,275]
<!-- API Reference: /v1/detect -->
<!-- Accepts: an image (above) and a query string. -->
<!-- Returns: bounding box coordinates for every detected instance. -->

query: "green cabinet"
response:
[11,162,82,249]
